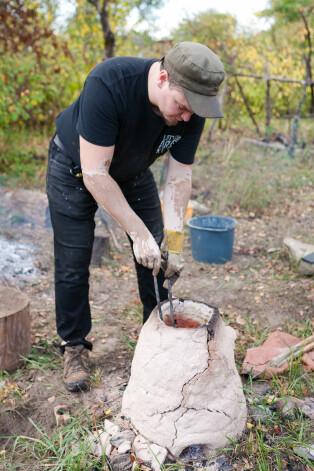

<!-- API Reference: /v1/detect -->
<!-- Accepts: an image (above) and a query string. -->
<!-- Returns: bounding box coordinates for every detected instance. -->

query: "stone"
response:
[110,429,136,448]
[150,444,168,470]
[274,398,296,420]
[249,404,273,424]
[104,419,120,437]
[204,455,234,470]
[122,299,247,457]
[293,444,314,460]
[295,397,314,420]
[118,441,132,454]
[132,435,152,463]
[90,429,112,457]
[248,381,271,397]
[284,237,314,275]
[110,453,133,471]
[132,436,167,471]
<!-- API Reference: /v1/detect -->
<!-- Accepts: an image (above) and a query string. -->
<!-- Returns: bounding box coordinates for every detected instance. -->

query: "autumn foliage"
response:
[0,0,313,133]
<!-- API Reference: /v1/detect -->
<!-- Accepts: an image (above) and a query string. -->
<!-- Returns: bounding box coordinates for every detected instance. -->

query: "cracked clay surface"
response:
[122,299,247,457]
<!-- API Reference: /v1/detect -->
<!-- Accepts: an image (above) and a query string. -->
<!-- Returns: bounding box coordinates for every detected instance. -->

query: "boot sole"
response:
[64,379,90,392]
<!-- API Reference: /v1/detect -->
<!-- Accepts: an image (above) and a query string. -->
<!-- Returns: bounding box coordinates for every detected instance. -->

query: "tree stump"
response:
[91,226,110,267]
[0,286,31,372]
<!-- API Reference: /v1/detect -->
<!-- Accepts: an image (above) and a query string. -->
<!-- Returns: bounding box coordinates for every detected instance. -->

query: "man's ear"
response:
[157,69,169,89]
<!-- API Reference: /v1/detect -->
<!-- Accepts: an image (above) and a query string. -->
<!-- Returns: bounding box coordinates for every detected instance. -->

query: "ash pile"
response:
[0,236,41,286]
[0,187,51,286]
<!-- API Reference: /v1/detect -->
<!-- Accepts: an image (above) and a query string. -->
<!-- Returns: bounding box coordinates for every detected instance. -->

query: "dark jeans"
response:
[46,137,168,351]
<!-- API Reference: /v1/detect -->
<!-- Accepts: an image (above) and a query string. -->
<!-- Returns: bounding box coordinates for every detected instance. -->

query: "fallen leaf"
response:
[236,316,246,325]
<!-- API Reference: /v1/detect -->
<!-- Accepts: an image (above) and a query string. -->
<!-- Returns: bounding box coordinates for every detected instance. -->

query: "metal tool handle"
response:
[154,276,163,320]
[168,279,176,327]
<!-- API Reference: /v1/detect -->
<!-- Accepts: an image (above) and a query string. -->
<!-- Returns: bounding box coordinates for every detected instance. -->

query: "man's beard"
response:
[163,116,179,127]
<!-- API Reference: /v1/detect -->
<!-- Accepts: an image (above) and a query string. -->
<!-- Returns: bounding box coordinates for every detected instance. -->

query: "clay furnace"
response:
[122,299,247,457]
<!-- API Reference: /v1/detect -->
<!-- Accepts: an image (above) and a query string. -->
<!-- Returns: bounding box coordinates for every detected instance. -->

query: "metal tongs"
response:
[154,275,176,327]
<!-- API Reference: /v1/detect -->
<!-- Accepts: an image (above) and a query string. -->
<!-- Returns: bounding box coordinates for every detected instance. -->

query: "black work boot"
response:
[63,344,90,392]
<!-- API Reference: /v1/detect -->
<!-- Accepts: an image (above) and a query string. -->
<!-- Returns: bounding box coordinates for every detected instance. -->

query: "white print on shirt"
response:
[156,135,181,154]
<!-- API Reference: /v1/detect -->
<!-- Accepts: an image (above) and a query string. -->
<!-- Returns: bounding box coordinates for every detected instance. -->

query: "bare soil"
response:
[0,166,313,469]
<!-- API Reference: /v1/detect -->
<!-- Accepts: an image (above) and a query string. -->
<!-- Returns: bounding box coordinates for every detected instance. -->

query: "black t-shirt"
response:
[56,57,205,182]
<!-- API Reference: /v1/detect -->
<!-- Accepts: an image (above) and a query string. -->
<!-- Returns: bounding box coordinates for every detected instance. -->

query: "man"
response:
[47,42,225,392]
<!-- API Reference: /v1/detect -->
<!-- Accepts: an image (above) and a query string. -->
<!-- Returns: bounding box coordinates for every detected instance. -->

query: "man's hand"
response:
[131,230,161,276]
[161,229,184,280]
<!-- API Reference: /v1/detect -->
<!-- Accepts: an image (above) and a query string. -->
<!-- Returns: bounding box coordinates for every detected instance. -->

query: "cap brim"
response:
[182,88,224,119]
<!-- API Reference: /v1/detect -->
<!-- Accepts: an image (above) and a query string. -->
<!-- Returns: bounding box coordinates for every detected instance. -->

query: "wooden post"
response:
[265,63,271,133]
[0,287,31,372]
[289,78,308,158]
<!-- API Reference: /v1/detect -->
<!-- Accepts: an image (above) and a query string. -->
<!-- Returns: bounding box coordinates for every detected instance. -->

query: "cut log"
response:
[0,286,31,372]
[91,227,110,267]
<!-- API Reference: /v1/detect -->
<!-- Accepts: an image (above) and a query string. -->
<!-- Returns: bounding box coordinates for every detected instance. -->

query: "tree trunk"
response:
[100,1,115,60]
[265,63,271,133]
[87,0,115,60]
[299,10,314,113]
[0,286,31,372]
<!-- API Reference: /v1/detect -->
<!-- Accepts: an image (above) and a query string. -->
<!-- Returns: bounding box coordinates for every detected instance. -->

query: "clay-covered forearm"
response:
[83,171,145,238]
[83,171,161,274]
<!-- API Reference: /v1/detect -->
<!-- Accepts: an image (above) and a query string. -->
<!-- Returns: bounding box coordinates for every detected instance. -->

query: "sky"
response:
[60,0,270,38]
[129,0,270,38]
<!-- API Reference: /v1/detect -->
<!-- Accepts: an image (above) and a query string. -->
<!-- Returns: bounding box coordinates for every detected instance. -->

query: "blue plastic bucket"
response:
[187,216,237,264]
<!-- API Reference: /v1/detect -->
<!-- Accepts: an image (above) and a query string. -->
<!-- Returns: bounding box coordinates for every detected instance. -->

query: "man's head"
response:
[156,65,195,126]
[161,42,225,119]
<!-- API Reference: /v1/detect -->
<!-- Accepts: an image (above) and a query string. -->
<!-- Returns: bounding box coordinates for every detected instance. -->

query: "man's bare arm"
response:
[80,136,161,275]
[163,154,192,231]
[160,154,192,280]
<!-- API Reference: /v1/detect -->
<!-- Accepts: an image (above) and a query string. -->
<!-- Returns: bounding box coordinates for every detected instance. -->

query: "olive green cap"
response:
[163,42,225,118]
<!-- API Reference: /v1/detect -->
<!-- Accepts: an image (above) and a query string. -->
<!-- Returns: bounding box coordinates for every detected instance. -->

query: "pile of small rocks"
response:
[86,416,168,471]
[82,416,235,471]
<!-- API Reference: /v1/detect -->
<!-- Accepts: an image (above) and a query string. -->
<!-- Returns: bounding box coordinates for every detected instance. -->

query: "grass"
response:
[0,129,50,188]
[22,338,62,372]
[189,128,314,215]
[3,416,108,471]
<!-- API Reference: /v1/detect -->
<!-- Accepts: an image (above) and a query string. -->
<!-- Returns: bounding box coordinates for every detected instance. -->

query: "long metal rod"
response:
[153,276,163,320]
[168,280,176,327]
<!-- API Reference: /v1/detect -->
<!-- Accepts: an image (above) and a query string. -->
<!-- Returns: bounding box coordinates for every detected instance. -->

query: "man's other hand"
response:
[161,229,184,280]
